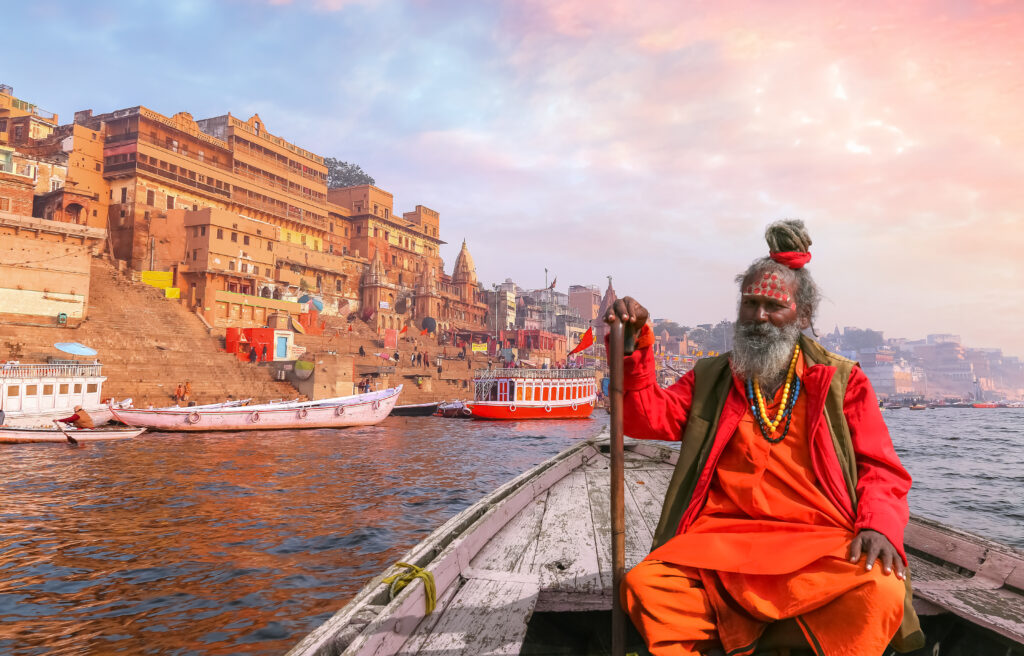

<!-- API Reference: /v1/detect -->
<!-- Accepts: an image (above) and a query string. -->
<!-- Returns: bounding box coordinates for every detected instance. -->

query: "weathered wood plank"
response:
[624,468,672,538]
[915,584,1024,644]
[586,468,653,579]
[400,577,540,655]
[530,470,604,595]
[470,494,548,574]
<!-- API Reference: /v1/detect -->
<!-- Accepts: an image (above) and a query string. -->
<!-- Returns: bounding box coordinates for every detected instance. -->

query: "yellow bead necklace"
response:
[752,344,801,431]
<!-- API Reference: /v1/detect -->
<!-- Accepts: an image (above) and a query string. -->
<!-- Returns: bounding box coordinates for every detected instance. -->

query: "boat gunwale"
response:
[110,388,401,417]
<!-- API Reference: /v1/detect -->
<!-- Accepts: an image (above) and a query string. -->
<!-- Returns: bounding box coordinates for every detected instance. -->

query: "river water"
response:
[0,410,1020,655]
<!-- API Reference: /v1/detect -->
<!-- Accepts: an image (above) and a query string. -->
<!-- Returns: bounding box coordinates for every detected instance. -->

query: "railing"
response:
[0,363,103,378]
[473,368,596,380]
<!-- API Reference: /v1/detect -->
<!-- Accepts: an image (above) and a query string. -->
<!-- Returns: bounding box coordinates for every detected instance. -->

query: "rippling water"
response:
[0,409,1019,655]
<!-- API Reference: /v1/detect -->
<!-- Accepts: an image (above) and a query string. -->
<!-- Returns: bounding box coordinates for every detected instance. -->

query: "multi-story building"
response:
[569,284,601,325]
[0,84,58,147]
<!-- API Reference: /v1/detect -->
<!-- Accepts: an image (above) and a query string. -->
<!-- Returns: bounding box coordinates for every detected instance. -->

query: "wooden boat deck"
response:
[289,438,1024,656]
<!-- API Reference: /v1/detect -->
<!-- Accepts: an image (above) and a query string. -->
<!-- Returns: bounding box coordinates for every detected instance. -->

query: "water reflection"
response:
[0,416,603,655]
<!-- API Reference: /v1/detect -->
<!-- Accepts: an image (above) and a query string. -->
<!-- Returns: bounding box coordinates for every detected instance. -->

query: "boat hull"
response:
[390,403,440,417]
[468,400,595,420]
[109,387,402,431]
[0,426,146,444]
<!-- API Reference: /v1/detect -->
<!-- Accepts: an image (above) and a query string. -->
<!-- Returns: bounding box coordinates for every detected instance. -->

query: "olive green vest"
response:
[650,335,924,652]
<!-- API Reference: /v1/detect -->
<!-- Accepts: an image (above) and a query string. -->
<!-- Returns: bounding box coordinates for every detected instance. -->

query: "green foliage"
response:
[325,158,375,189]
[655,321,690,337]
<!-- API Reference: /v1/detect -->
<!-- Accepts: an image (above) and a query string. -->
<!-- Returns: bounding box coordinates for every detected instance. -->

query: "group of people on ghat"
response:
[172,381,193,406]
[604,220,921,656]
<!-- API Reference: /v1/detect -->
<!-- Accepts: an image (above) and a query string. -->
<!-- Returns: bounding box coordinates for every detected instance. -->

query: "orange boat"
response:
[466,368,597,420]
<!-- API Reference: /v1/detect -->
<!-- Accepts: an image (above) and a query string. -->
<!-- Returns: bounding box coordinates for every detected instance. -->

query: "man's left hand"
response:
[848,529,905,579]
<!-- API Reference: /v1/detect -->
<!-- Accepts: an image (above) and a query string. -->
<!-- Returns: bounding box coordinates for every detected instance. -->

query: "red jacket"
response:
[620,343,912,562]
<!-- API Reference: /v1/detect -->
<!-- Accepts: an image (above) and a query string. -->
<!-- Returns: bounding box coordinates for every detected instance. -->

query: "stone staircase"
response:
[0,258,297,407]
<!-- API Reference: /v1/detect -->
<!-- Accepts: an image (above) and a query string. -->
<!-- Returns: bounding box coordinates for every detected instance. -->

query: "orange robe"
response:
[622,356,905,656]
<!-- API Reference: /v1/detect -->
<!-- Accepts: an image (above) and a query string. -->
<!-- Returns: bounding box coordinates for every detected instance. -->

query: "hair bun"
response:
[765,219,812,254]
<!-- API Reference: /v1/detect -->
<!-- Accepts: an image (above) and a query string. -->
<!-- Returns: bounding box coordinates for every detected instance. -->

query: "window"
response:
[0,198,8,211]
[87,383,97,393]
[228,260,235,270]
[301,235,306,245]
[147,190,155,205]
[94,162,101,171]
[265,267,271,277]
[59,384,69,394]
[43,384,54,395]
[385,231,390,240]
[384,208,389,218]
[192,249,198,261]
[200,226,206,236]
[217,228,223,239]
[0,119,6,132]
[267,241,272,251]
[335,279,342,292]
[25,385,37,396]
[120,187,127,203]
[166,196,175,210]
[391,255,397,266]
[243,235,250,245]
[74,384,81,393]
[50,179,62,191]
[231,232,238,242]
[13,125,23,141]
[241,262,248,273]
[193,226,199,237]
[198,150,204,162]
[344,227,349,236]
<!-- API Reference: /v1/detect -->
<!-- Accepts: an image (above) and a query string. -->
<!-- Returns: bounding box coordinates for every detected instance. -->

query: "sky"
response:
[6,0,1024,356]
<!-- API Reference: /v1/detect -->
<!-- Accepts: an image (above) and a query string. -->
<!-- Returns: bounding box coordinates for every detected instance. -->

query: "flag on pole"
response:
[568,327,594,356]
[399,325,408,335]
[420,328,429,336]
[548,276,557,290]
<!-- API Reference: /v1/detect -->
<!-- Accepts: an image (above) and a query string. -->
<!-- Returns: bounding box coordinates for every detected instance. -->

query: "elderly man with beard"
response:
[605,220,920,656]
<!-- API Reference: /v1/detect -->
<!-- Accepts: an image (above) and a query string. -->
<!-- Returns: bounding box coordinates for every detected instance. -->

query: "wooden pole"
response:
[609,321,626,655]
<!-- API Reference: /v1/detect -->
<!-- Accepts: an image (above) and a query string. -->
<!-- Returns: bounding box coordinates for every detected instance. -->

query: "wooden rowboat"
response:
[287,434,1024,656]
[0,426,146,444]
[390,402,441,417]
[109,387,403,432]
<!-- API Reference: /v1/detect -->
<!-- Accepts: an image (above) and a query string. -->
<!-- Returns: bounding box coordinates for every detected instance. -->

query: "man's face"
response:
[738,295,804,330]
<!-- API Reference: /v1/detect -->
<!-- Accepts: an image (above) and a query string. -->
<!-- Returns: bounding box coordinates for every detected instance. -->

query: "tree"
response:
[325,158,375,188]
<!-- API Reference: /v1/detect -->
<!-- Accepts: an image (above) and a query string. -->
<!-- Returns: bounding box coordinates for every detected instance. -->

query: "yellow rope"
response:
[382,562,437,614]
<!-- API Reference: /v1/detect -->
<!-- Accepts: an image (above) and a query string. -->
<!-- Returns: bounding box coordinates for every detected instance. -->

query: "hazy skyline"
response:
[7,1,1023,355]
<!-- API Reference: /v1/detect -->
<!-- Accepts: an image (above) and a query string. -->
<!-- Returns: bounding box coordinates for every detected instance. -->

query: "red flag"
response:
[399,325,408,335]
[420,328,429,336]
[568,327,594,355]
[347,325,353,332]
[548,276,557,290]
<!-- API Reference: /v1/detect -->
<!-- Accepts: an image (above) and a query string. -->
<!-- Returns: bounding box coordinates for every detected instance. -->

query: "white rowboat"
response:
[0,426,146,444]
[109,387,403,432]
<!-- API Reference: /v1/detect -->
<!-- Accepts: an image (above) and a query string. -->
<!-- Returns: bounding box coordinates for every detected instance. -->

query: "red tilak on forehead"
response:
[743,272,797,310]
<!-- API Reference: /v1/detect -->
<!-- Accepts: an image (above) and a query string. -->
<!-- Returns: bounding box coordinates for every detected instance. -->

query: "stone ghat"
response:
[0,258,297,407]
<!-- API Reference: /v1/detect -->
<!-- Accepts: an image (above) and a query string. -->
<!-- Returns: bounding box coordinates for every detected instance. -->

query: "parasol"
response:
[54,342,97,356]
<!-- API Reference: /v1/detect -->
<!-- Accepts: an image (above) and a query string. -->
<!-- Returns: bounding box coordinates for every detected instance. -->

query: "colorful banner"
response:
[471,342,487,352]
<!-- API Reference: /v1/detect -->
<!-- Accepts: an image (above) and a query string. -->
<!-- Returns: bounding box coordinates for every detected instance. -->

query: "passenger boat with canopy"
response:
[466,368,598,420]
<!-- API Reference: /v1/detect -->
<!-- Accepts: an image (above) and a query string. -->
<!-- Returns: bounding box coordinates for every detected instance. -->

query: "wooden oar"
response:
[52,420,78,445]
[609,320,626,656]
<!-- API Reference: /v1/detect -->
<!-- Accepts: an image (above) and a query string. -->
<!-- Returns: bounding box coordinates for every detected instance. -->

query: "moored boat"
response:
[435,400,473,418]
[286,435,1024,656]
[973,402,999,408]
[466,368,597,420]
[0,426,146,444]
[390,402,441,417]
[109,387,402,432]
[910,404,928,410]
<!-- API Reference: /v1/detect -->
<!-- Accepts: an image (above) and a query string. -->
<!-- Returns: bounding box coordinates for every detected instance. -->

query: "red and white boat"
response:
[0,426,146,444]
[109,387,402,432]
[466,368,597,420]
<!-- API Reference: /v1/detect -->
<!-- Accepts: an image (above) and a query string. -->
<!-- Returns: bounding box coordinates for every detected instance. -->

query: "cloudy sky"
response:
[7,1,1023,355]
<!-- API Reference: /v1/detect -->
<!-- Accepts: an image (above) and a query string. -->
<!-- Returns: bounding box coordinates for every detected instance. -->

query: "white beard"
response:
[730,320,802,392]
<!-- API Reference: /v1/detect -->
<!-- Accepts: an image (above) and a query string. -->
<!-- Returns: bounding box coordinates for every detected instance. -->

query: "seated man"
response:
[605,220,921,656]
[58,405,95,429]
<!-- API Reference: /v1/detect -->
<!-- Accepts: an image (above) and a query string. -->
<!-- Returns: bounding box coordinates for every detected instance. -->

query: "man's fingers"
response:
[847,536,862,563]
[864,541,881,571]
[880,548,894,575]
